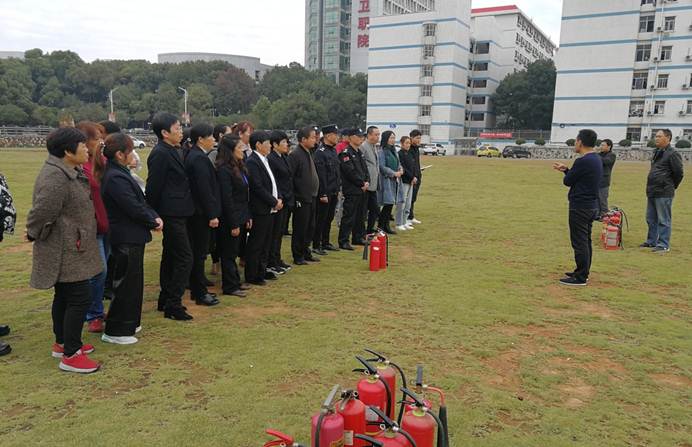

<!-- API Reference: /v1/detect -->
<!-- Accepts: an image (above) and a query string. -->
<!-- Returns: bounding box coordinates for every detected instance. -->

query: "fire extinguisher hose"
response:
[314,412,326,447]
[428,409,448,447]
[426,386,448,447]
[398,428,418,447]
[380,377,393,421]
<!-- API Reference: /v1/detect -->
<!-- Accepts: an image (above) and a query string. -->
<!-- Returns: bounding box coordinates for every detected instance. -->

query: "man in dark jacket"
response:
[101,132,162,344]
[408,129,423,224]
[267,130,294,274]
[185,124,221,306]
[245,131,283,285]
[553,129,603,286]
[338,128,370,250]
[641,129,684,253]
[313,124,341,253]
[598,139,616,217]
[146,112,194,321]
[287,126,319,265]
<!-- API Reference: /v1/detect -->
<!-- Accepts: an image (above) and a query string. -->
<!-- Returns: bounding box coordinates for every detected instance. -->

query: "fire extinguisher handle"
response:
[355,355,378,375]
[400,387,427,408]
[368,405,397,428]
[354,434,384,447]
[364,348,387,362]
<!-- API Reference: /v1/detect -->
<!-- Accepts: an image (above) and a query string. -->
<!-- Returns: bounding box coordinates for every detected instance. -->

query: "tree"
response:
[213,67,257,115]
[0,104,30,125]
[268,91,328,129]
[492,59,556,130]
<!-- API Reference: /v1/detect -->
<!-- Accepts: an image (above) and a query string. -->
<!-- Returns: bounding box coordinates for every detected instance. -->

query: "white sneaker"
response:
[396,225,408,231]
[411,218,422,224]
[135,326,142,334]
[406,219,415,225]
[101,334,138,345]
[405,224,415,230]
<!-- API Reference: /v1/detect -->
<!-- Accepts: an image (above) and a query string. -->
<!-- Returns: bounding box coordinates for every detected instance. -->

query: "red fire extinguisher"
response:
[605,224,621,250]
[338,389,367,447]
[354,356,393,435]
[311,385,345,447]
[407,366,449,447]
[354,434,384,447]
[400,388,447,447]
[370,237,382,272]
[363,349,408,421]
[369,406,418,447]
[263,429,306,447]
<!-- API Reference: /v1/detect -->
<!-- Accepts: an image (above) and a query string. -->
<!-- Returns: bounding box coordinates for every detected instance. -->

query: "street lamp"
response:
[108,87,119,122]
[178,86,189,125]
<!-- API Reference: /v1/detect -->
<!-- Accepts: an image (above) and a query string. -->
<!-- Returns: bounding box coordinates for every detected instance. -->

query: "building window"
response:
[421,84,432,97]
[419,124,431,136]
[470,112,485,121]
[473,62,488,71]
[657,74,669,88]
[687,100,692,114]
[664,16,676,31]
[641,0,656,5]
[472,79,488,88]
[629,101,645,117]
[421,64,433,77]
[639,15,655,33]
[635,44,651,62]
[632,71,648,89]
[683,128,692,139]
[660,46,672,61]
[472,96,486,105]
[626,127,642,142]
[419,105,431,117]
[423,45,435,58]
[475,42,490,54]
[423,23,436,37]
[654,101,666,114]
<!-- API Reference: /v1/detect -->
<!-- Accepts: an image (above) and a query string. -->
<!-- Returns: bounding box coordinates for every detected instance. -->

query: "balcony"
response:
[417,115,432,125]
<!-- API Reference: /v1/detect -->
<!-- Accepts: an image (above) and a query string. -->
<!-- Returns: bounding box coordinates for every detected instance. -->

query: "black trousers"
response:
[52,280,91,357]
[339,193,365,245]
[269,206,289,267]
[105,244,144,337]
[366,191,380,232]
[313,194,337,248]
[292,199,315,261]
[187,215,211,299]
[218,222,242,292]
[569,208,598,282]
[378,204,394,228]
[245,213,274,282]
[158,216,193,311]
[208,228,220,263]
[409,182,421,219]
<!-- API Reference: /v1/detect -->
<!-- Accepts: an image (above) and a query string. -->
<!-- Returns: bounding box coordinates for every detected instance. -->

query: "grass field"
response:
[0,149,690,447]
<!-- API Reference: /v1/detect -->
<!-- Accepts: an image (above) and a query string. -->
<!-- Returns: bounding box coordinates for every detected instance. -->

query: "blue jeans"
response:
[86,235,109,321]
[646,197,673,249]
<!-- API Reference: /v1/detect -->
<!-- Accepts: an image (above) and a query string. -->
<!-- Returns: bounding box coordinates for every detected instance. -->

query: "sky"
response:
[0,0,563,65]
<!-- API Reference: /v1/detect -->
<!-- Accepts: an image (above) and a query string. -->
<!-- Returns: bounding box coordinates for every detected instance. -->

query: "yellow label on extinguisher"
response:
[330,439,345,447]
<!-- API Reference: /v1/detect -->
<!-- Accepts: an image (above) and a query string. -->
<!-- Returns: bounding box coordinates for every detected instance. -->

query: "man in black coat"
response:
[408,129,423,224]
[313,124,341,253]
[597,139,616,217]
[101,132,162,343]
[338,128,370,250]
[146,112,194,321]
[185,124,221,306]
[245,131,283,285]
[287,126,320,265]
[267,130,294,274]
[641,129,684,253]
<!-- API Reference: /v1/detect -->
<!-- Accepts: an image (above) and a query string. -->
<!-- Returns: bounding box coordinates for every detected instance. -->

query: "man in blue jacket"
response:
[553,129,603,286]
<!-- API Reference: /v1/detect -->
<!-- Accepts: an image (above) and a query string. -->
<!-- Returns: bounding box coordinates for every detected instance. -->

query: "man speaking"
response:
[553,129,603,286]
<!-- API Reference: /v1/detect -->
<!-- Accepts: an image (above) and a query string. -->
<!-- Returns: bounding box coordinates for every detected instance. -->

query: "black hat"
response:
[343,127,366,137]
[322,124,339,135]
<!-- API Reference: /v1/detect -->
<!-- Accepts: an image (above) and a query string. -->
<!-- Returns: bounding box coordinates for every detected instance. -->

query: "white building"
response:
[551,0,692,144]
[468,5,556,130]
[158,52,272,81]
[366,1,471,147]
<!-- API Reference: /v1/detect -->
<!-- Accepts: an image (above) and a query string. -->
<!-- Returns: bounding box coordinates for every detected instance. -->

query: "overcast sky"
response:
[0,0,562,65]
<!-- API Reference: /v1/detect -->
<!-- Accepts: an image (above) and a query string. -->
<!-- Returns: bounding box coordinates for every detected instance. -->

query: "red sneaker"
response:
[59,351,100,374]
[52,343,95,358]
[87,319,104,333]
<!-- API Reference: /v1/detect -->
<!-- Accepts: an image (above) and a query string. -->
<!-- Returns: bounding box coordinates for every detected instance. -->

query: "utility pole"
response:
[178,86,189,125]
[108,87,119,122]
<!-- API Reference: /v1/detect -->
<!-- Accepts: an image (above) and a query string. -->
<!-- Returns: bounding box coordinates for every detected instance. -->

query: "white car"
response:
[422,144,445,156]
[129,136,146,148]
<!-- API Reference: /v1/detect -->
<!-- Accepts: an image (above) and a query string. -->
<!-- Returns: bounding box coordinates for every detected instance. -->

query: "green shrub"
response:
[647,139,657,148]
[515,138,526,145]
[566,139,576,147]
[675,139,691,149]
[535,138,546,146]
[618,139,632,147]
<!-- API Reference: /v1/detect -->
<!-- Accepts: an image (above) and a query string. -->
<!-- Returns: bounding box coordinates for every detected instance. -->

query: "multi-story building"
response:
[366,1,471,146]
[157,52,271,81]
[467,5,556,131]
[304,0,353,83]
[551,0,692,144]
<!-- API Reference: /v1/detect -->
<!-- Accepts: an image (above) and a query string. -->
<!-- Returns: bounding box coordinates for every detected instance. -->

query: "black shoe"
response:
[248,279,267,286]
[313,248,327,256]
[559,277,587,286]
[0,325,10,337]
[293,259,309,265]
[639,242,654,248]
[222,289,247,298]
[195,293,220,306]
[564,271,575,278]
[239,284,252,291]
[158,302,187,312]
[278,261,292,270]
[264,271,278,280]
[652,246,670,253]
[305,256,321,263]
[384,227,397,235]
[164,308,194,320]
[352,240,366,246]
[267,266,286,275]
[0,341,11,356]
[323,243,339,251]
[339,243,354,251]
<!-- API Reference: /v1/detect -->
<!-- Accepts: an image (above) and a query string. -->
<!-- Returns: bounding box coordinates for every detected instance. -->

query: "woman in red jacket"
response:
[76,121,109,333]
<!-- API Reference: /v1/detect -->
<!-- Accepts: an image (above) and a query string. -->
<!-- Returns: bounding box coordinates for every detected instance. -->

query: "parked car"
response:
[477,146,501,157]
[129,136,146,148]
[422,144,446,156]
[502,146,532,158]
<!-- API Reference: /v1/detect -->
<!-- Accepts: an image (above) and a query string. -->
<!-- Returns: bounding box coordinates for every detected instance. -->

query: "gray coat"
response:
[26,155,103,289]
[377,147,404,205]
[360,140,379,191]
